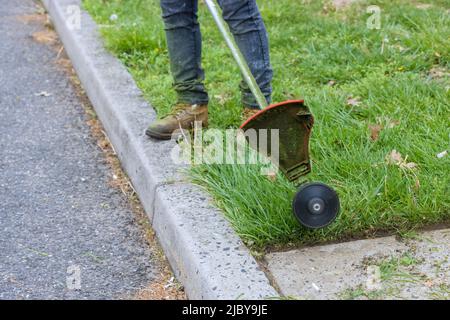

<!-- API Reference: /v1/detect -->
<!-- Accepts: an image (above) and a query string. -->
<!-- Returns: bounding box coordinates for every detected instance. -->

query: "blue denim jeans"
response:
[160,0,273,108]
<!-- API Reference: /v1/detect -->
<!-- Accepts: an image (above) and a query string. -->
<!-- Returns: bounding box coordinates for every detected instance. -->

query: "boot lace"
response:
[169,104,192,119]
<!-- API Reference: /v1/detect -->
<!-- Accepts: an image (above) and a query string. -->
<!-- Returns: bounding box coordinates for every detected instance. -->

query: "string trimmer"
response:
[205,0,340,228]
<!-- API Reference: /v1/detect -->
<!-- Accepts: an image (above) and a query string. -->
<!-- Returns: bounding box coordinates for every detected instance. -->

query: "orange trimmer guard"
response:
[240,100,314,185]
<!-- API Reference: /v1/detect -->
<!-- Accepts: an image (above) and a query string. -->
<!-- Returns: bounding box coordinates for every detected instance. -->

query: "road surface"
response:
[0,0,175,299]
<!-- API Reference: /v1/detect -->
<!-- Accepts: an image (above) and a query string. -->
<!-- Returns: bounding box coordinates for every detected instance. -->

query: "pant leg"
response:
[160,0,209,105]
[217,0,273,108]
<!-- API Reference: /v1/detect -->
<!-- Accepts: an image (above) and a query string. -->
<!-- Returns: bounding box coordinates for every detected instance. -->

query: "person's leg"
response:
[217,0,273,109]
[160,0,209,105]
[146,0,208,140]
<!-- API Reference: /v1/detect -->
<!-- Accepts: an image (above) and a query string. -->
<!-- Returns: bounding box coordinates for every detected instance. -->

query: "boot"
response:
[146,103,208,140]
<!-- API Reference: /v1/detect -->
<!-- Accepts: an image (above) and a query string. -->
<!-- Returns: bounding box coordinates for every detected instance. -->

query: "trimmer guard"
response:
[240,100,314,185]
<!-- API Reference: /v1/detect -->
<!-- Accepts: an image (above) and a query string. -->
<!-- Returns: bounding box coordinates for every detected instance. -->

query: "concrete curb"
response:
[42,0,278,299]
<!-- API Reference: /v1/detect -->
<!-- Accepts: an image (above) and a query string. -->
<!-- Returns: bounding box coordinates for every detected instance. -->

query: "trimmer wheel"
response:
[292,182,340,229]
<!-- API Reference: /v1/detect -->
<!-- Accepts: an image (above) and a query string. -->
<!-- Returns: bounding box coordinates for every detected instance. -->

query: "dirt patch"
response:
[428,66,450,80]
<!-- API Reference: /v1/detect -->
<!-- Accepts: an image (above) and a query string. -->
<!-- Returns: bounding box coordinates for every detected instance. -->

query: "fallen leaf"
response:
[266,171,277,182]
[245,240,255,247]
[386,150,418,170]
[414,178,420,191]
[368,124,383,141]
[327,80,336,86]
[387,119,400,129]
[32,30,57,44]
[16,14,47,24]
[346,96,361,107]
[394,44,407,52]
[332,0,358,9]
[376,117,400,129]
[283,91,296,100]
[322,2,336,14]
[424,279,434,288]
[214,94,229,106]
[402,162,417,170]
[387,149,403,165]
[428,66,449,80]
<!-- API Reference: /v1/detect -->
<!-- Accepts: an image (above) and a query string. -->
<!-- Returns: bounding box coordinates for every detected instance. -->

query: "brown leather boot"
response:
[146,103,208,140]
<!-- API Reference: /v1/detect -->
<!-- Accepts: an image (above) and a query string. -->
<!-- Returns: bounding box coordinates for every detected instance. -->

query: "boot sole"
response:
[145,121,208,141]
[145,128,173,140]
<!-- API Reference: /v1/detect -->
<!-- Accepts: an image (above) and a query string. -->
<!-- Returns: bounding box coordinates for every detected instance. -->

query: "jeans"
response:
[160,0,273,108]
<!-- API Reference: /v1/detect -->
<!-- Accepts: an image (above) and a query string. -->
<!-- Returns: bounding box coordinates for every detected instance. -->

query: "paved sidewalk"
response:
[0,0,170,299]
[267,229,449,300]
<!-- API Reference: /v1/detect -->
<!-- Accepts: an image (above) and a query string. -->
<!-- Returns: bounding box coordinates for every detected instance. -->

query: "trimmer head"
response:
[240,100,314,185]
[292,182,340,229]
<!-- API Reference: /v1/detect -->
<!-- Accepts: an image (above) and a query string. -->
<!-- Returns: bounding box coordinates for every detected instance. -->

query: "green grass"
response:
[83,0,450,248]
[341,252,448,300]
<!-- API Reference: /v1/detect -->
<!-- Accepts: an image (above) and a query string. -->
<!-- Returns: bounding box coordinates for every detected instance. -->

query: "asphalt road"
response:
[0,0,163,299]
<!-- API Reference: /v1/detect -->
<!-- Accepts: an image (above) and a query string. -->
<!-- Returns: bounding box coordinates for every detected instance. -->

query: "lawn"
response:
[83,0,449,248]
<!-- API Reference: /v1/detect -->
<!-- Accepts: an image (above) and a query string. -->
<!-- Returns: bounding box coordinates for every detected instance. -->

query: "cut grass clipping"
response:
[83,0,449,248]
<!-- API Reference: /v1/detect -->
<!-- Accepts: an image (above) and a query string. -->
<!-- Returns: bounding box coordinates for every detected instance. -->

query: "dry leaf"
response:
[368,124,383,141]
[387,149,403,164]
[283,91,296,100]
[394,44,407,52]
[376,117,400,129]
[266,170,277,182]
[387,119,400,129]
[424,279,434,288]
[214,94,229,106]
[332,0,358,9]
[402,162,417,170]
[386,150,418,170]
[322,2,336,14]
[414,178,420,191]
[32,30,57,44]
[429,67,449,80]
[346,96,361,107]
[16,14,47,24]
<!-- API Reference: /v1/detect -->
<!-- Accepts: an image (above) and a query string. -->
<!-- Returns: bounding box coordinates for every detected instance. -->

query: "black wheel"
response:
[292,182,340,229]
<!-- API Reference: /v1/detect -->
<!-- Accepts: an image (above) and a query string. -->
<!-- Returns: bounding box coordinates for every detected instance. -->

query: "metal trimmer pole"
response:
[204,0,268,110]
